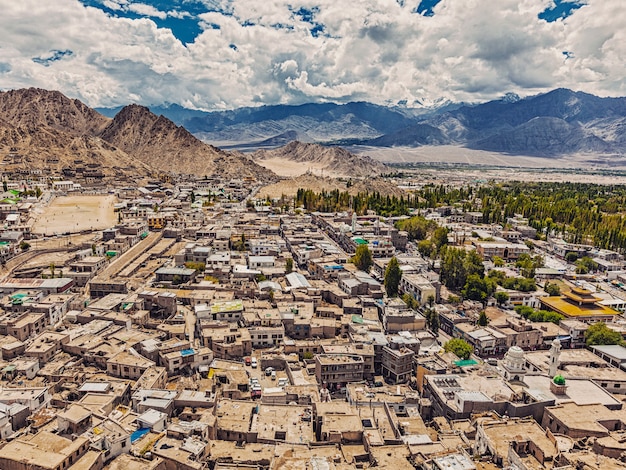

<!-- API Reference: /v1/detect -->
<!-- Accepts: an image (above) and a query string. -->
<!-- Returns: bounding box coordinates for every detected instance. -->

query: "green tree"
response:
[384,257,402,297]
[575,256,598,274]
[49,263,55,279]
[515,305,563,324]
[425,308,439,334]
[545,282,561,296]
[432,226,450,253]
[402,293,418,310]
[417,239,434,258]
[285,258,293,274]
[351,244,373,272]
[585,322,624,346]
[447,294,461,305]
[440,247,485,291]
[462,274,496,304]
[516,253,542,278]
[395,216,436,241]
[477,311,489,326]
[492,256,504,267]
[565,252,579,263]
[444,338,473,360]
[19,241,30,251]
[185,261,206,271]
[495,291,509,306]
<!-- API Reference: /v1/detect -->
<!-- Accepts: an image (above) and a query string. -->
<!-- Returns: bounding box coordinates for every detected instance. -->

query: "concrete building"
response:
[315,354,364,390]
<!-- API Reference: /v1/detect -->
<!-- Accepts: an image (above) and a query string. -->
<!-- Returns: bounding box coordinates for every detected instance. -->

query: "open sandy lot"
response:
[255,157,327,177]
[31,195,117,235]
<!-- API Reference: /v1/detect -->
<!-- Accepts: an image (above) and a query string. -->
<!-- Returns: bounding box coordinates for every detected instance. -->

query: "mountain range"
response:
[97,89,626,157]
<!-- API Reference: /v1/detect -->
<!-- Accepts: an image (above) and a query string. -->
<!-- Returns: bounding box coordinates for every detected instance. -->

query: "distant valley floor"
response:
[351,145,626,170]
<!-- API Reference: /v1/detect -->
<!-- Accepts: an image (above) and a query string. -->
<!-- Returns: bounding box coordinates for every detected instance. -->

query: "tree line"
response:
[295,181,626,252]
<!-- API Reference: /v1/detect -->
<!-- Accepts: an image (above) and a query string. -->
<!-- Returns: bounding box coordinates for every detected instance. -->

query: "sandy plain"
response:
[31,195,117,235]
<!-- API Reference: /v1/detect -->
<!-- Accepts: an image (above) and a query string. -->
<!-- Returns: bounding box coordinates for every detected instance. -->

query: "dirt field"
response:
[352,144,624,170]
[256,157,327,177]
[31,195,117,235]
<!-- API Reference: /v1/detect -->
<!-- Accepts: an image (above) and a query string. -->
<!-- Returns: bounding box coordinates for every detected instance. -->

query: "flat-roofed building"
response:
[541,402,626,439]
[106,350,156,380]
[0,430,89,470]
[475,241,530,261]
[381,346,415,384]
[315,354,364,390]
[476,417,558,468]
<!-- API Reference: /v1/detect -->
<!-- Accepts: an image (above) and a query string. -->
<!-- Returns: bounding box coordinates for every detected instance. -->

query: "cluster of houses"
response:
[0,175,625,469]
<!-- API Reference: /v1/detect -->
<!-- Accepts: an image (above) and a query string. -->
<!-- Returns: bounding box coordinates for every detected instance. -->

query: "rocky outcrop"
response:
[253,141,387,177]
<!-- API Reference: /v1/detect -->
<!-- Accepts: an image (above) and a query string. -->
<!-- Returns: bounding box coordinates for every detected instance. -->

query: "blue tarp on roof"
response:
[181,349,195,357]
[131,428,150,443]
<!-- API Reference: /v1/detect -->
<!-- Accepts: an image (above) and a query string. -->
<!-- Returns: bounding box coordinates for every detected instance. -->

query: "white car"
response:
[251,357,257,368]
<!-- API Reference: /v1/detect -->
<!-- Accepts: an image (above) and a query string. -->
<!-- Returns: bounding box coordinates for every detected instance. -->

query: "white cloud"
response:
[127,3,167,20]
[0,0,623,109]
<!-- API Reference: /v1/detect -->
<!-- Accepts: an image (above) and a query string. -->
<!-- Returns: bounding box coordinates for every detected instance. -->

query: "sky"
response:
[0,0,624,110]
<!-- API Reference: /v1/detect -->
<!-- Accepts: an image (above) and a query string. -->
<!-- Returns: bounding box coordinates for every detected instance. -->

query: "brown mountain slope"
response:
[0,87,109,135]
[0,88,277,181]
[0,117,151,178]
[252,141,387,177]
[99,104,277,181]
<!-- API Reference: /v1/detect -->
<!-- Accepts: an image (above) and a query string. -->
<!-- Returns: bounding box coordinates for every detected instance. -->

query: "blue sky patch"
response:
[290,6,326,38]
[32,49,73,66]
[539,1,585,22]
[78,0,214,44]
[415,0,442,16]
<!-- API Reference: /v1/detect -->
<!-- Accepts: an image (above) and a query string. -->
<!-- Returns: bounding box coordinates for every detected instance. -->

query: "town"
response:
[0,171,625,470]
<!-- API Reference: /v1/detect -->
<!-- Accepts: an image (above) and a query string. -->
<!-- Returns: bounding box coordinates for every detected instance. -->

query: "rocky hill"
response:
[99,104,276,180]
[0,88,277,181]
[0,88,109,135]
[252,141,387,177]
[0,89,149,178]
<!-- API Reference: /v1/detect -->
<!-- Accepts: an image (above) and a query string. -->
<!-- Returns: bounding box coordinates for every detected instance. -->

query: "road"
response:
[94,231,162,281]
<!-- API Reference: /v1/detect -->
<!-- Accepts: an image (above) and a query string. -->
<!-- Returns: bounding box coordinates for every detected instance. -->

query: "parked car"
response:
[265,367,274,376]
[251,357,257,368]
[244,357,251,366]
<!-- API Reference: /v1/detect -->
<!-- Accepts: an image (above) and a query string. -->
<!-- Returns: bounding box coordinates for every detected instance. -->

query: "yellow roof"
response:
[540,296,618,318]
